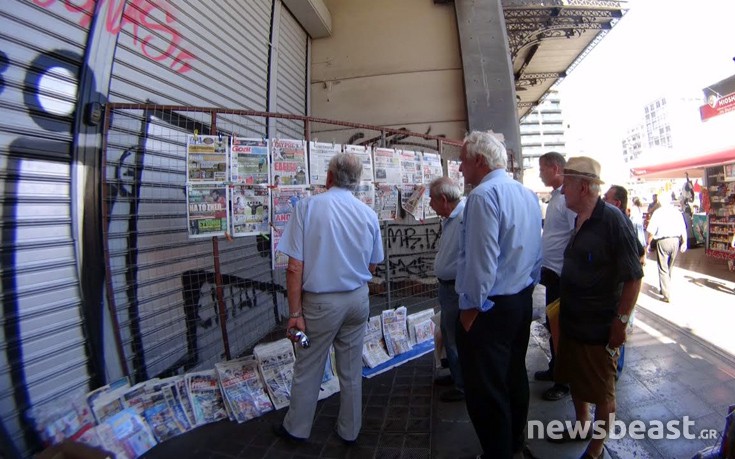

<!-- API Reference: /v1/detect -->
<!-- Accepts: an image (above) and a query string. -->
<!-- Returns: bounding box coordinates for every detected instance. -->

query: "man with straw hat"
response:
[549,156,643,459]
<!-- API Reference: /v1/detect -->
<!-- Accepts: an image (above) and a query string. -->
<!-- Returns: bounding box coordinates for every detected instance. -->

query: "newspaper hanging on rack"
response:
[373,147,401,184]
[344,144,375,182]
[399,150,423,185]
[342,144,375,208]
[448,160,464,191]
[271,186,310,269]
[232,185,270,236]
[374,184,399,221]
[309,141,341,185]
[187,134,228,182]
[271,139,308,186]
[422,152,443,220]
[231,137,269,185]
[400,184,426,220]
[187,184,229,238]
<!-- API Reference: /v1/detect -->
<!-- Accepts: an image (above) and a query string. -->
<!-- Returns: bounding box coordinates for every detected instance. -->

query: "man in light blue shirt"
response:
[534,152,575,402]
[275,153,384,445]
[429,177,466,403]
[455,131,542,459]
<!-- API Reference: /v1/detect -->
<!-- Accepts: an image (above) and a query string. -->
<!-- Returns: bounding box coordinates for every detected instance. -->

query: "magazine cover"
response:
[399,150,423,185]
[374,184,399,221]
[343,144,374,182]
[373,147,401,184]
[232,185,270,236]
[31,389,96,447]
[362,315,391,369]
[142,398,185,443]
[186,370,228,426]
[231,137,269,185]
[187,184,229,238]
[253,339,296,410]
[104,408,157,459]
[271,139,308,186]
[309,141,341,185]
[154,381,191,433]
[187,134,228,182]
[271,186,310,269]
[174,379,196,428]
[215,356,274,423]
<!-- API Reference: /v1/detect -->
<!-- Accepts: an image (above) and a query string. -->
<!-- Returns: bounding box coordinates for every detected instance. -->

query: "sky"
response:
[558,0,735,183]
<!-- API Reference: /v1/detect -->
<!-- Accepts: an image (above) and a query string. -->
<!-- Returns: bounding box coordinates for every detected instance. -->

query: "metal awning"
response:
[630,147,735,178]
[502,0,627,119]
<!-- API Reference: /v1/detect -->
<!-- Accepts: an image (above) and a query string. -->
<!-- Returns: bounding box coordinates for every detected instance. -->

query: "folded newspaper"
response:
[362,315,391,368]
[254,338,296,410]
[381,306,412,357]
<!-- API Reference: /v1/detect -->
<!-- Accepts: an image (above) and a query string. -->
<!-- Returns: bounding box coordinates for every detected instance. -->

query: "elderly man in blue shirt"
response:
[275,153,384,445]
[455,131,543,459]
[429,177,466,402]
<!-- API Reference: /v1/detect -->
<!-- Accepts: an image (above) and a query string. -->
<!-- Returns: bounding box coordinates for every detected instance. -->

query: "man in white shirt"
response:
[429,177,466,403]
[645,200,687,302]
[534,152,576,401]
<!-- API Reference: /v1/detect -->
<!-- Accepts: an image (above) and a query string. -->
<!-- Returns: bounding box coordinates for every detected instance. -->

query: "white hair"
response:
[429,177,462,202]
[463,131,507,170]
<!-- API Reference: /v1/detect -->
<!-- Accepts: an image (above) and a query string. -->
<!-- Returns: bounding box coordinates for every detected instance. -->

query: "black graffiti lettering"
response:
[178,270,286,373]
[386,225,440,251]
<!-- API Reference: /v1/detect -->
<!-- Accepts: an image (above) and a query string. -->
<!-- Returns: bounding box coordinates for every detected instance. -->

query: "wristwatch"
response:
[617,313,629,324]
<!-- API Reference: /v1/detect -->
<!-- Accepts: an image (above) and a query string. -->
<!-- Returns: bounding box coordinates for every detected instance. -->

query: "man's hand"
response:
[608,319,627,348]
[460,309,479,332]
[287,316,305,333]
[680,244,687,253]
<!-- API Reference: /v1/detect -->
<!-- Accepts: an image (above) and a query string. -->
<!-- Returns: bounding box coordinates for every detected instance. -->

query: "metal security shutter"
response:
[0,0,92,455]
[108,0,272,109]
[274,6,308,138]
[104,0,291,383]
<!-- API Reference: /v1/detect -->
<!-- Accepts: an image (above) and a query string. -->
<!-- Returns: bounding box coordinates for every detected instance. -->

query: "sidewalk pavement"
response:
[142,248,735,459]
[434,247,735,459]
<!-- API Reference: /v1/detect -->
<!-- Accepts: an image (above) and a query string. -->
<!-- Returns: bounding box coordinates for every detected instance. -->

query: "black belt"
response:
[487,283,535,301]
[437,278,455,285]
[655,236,679,241]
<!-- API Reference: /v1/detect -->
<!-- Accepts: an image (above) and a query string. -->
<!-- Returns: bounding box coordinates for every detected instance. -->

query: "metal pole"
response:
[212,237,231,360]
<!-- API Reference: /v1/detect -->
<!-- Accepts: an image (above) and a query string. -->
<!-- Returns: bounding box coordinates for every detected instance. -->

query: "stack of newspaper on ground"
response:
[362,306,436,369]
[30,338,338,458]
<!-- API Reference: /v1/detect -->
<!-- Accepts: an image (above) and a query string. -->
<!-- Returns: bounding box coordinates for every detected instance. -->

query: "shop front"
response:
[631,147,735,271]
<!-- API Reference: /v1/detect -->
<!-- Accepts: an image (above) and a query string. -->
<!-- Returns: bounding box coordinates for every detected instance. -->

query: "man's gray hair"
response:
[463,131,508,170]
[329,153,363,190]
[430,177,462,202]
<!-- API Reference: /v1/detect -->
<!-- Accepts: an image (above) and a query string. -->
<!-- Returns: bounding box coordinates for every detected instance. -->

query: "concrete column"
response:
[454,0,522,179]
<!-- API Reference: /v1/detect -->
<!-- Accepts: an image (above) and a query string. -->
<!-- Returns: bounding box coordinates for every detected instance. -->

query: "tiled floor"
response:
[142,248,735,459]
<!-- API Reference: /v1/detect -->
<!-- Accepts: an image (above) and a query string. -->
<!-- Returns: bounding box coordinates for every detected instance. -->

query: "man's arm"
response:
[286,257,306,331]
[609,278,642,348]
